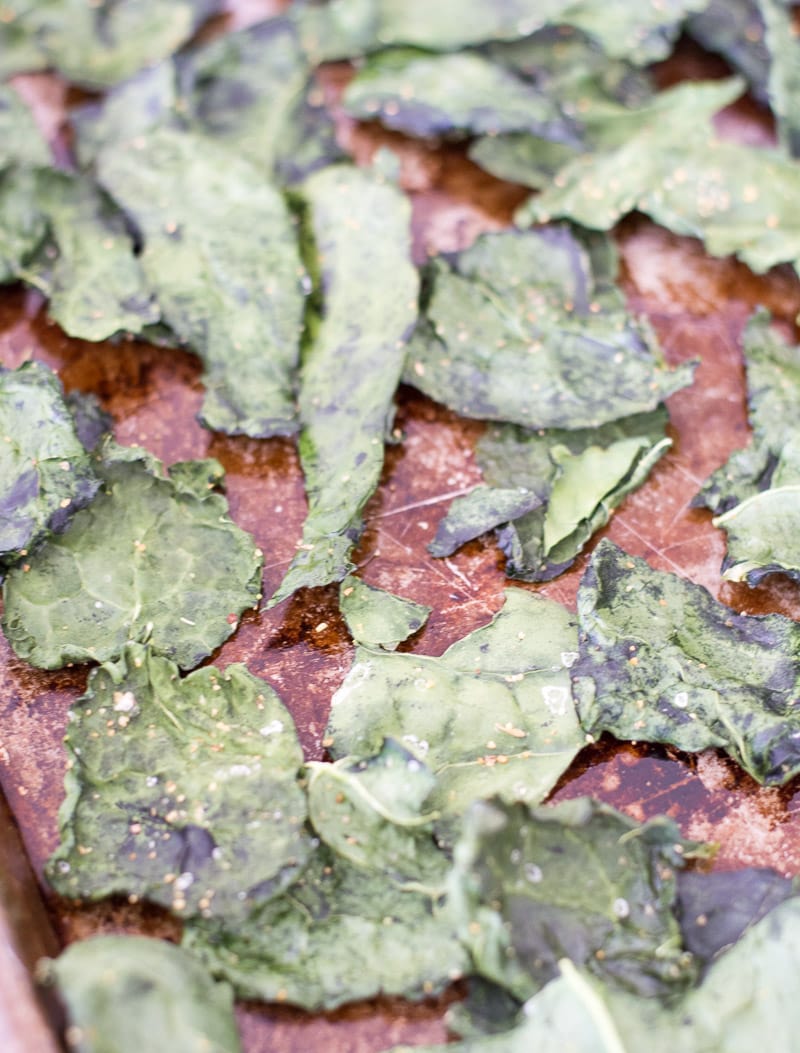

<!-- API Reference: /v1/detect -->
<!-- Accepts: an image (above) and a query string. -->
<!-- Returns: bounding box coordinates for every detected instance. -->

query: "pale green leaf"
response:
[433,410,670,580]
[97,129,307,437]
[339,574,430,649]
[295,0,703,64]
[306,739,446,884]
[43,935,242,1053]
[28,170,160,341]
[0,85,50,168]
[523,78,800,279]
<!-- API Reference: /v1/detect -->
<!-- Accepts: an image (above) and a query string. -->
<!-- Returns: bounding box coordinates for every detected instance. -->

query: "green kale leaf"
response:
[573,540,800,785]
[449,797,699,1002]
[760,0,800,156]
[523,78,800,280]
[42,934,242,1053]
[295,0,703,64]
[694,312,800,584]
[22,170,161,341]
[178,16,343,185]
[0,362,100,567]
[72,16,342,185]
[47,644,310,920]
[268,165,418,605]
[432,408,671,580]
[306,739,447,885]
[687,1,771,106]
[391,898,800,1053]
[339,574,431,649]
[0,0,220,88]
[713,483,800,586]
[343,49,578,142]
[327,589,583,818]
[2,444,263,670]
[97,129,307,437]
[0,85,50,168]
[183,844,468,1010]
[404,228,693,430]
[427,486,543,559]
[695,311,800,516]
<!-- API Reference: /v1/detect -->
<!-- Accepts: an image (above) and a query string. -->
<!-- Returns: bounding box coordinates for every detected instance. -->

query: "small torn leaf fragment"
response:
[327,589,583,818]
[391,898,800,1053]
[294,0,703,64]
[428,486,543,559]
[449,797,701,1002]
[676,867,796,972]
[343,49,578,142]
[0,0,221,88]
[183,844,468,1010]
[97,129,307,437]
[573,540,800,785]
[42,935,242,1053]
[404,228,693,430]
[306,739,446,885]
[2,443,263,671]
[434,408,671,581]
[339,574,430,649]
[0,362,99,567]
[268,165,418,605]
[523,78,800,279]
[47,643,310,920]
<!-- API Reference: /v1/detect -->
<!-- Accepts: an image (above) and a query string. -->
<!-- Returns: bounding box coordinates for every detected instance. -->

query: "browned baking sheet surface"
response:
[1,4,800,1050]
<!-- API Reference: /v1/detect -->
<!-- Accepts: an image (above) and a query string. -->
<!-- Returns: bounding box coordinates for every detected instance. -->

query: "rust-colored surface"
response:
[2,14,800,1053]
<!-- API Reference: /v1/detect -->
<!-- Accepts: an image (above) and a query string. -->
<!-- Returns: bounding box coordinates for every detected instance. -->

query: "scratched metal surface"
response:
[1,7,800,1051]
